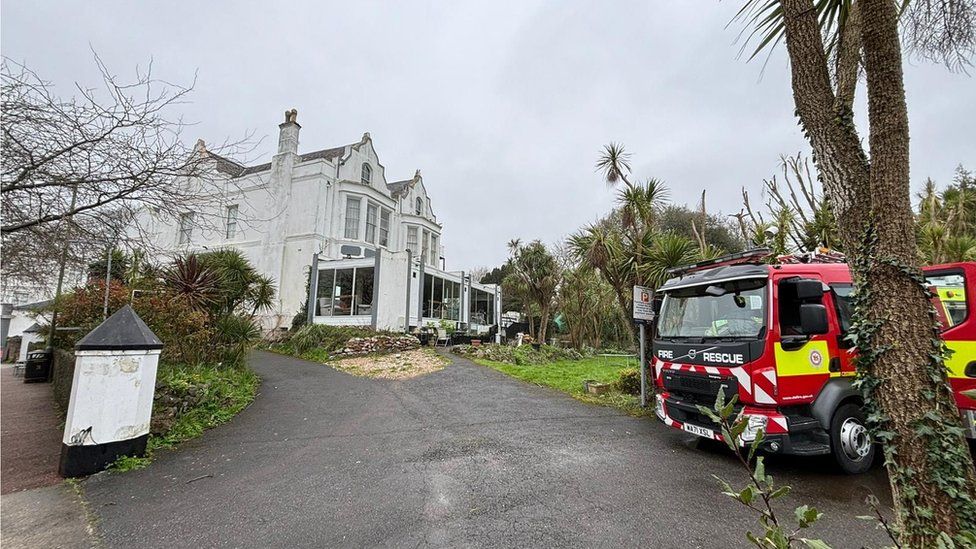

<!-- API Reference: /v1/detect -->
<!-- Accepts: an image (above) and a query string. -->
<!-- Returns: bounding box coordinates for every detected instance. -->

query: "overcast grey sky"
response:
[3,1,973,271]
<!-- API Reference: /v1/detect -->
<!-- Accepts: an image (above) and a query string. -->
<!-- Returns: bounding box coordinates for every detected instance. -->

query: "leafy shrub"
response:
[54,281,212,365]
[616,368,641,395]
[213,314,261,367]
[452,343,590,365]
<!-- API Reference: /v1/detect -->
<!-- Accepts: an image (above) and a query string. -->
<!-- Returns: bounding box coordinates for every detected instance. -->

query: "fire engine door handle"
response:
[828,357,841,373]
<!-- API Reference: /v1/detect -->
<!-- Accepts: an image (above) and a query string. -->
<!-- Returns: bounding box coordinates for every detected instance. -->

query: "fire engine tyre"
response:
[829,403,875,474]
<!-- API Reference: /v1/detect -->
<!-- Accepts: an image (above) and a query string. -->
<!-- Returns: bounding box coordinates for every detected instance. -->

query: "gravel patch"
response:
[329,348,449,379]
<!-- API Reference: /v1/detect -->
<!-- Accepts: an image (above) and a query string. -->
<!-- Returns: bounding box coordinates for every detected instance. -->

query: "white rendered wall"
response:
[17,331,44,362]
[374,250,410,331]
[62,349,160,446]
[131,125,450,330]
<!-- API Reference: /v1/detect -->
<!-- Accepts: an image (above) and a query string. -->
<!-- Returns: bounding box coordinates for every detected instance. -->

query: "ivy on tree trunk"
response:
[781,0,976,544]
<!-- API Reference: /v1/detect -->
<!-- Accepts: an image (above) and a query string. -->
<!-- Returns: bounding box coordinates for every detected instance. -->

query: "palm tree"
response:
[505,240,560,343]
[595,142,632,186]
[734,1,976,542]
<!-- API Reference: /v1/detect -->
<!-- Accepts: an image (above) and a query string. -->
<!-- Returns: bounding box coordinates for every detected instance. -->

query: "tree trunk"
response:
[858,0,976,541]
[538,306,550,344]
[610,284,639,344]
[781,0,976,543]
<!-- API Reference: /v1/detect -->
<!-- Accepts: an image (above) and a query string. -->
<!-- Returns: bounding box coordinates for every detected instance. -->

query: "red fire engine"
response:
[652,249,975,474]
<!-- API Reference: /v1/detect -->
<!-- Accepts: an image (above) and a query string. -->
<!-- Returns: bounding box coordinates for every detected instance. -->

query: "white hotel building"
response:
[138,110,500,334]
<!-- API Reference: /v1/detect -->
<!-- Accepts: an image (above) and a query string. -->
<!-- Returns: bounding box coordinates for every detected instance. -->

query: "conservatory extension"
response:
[308,249,502,337]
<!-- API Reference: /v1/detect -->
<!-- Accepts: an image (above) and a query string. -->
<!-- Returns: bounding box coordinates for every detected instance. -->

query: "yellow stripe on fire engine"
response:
[946,341,976,379]
[774,341,832,377]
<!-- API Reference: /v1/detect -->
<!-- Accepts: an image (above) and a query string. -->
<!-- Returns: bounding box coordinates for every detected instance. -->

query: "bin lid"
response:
[75,305,163,351]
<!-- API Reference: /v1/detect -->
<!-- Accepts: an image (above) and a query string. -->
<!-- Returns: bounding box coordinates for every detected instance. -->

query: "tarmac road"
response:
[82,350,891,548]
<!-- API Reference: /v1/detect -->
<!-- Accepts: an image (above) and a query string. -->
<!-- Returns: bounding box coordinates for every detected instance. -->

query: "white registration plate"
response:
[682,423,714,439]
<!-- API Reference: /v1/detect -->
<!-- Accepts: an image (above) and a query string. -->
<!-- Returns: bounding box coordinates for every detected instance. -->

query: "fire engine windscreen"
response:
[658,279,768,339]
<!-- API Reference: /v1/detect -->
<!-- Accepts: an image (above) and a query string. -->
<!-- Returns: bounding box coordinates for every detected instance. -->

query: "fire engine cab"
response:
[652,249,976,474]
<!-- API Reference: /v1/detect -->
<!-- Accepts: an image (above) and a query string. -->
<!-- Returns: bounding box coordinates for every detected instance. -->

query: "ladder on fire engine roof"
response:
[666,247,848,277]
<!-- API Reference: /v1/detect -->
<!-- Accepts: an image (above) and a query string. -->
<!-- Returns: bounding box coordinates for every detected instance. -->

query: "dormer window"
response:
[361,163,372,184]
[415,197,423,216]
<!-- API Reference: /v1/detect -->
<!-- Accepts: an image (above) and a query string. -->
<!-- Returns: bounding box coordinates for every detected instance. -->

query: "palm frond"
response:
[596,142,632,186]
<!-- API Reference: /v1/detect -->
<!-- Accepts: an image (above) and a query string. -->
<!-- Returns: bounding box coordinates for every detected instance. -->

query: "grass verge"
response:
[470,355,654,417]
[111,363,260,472]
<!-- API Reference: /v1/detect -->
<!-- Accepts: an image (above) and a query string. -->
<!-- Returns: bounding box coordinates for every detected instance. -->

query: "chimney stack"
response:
[278,108,300,155]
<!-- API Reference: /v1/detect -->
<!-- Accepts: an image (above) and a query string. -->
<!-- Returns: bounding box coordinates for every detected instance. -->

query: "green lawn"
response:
[471,355,654,416]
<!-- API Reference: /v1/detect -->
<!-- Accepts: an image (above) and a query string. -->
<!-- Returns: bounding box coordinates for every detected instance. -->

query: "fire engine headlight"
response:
[740,415,768,443]
[655,394,666,421]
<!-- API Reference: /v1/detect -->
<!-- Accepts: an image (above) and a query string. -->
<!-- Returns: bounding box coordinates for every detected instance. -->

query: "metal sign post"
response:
[633,285,655,408]
[638,323,647,407]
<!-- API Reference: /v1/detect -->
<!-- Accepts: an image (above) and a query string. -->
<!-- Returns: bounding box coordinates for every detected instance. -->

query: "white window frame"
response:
[361,163,372,184]
[344,196,362,240]
[365,203,378,244]
[225,204,239,240]
[178,212,194,245]
[415,197,423,216]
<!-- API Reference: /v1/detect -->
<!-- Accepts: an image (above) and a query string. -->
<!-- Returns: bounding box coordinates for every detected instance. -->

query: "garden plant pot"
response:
[471,340,482,347]
[583,380,610,395]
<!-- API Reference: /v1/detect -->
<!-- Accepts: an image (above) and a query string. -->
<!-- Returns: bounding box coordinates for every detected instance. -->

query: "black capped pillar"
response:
[59,305,163,477]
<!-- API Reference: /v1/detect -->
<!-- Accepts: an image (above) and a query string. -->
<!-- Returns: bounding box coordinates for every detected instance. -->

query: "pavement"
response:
[81,351,893,548]
[1,483,96,549]
[1,364,64,494]
[1,365,99,549]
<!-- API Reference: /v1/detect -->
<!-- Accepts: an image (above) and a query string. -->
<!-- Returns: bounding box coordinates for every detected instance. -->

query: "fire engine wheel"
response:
[829,403,875,474]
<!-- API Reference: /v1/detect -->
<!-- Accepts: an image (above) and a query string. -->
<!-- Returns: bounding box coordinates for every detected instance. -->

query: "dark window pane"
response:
[316,270,336,316]
[334,268,354,316]
[831,285,853,334]
[355,267,374,315]
[445,281,460,320]
[432,276,444,318]
[423,274,433,318]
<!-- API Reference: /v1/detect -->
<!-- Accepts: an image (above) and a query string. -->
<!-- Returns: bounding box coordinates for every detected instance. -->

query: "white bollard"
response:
[59,305,162,477]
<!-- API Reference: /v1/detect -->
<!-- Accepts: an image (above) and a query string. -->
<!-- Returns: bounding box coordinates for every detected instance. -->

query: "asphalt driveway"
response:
[83,351,891,548]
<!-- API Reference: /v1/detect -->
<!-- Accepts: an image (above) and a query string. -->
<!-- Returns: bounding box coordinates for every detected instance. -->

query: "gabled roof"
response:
[207,143,352,178]
[209,152,247,177]
[299,146,346,163]
[386,170,422,199]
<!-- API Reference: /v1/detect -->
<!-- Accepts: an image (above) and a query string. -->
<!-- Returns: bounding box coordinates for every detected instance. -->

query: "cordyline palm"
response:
[945,235,976,262]
[639,232,698,289]
[163,254,219,310]
[596,142,633,186]
[736,0,976,543]
[618,178,668,232]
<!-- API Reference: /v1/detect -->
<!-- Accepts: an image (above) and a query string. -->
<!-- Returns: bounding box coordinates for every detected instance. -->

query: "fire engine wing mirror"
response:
[791,279,826,301]
[799,303,829,335]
